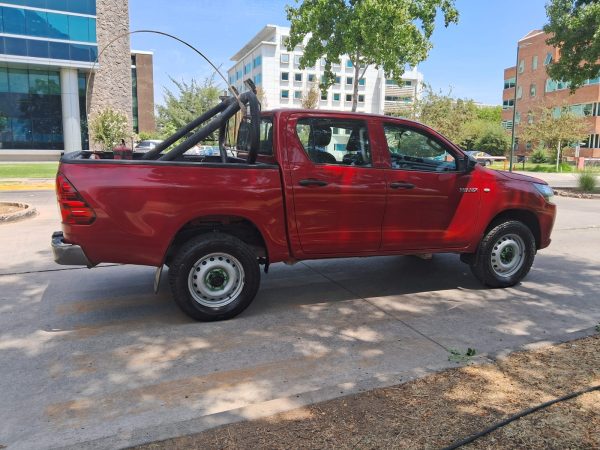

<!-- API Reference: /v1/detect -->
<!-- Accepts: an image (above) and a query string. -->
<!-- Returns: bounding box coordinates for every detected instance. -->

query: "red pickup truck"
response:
[52,91,556,321]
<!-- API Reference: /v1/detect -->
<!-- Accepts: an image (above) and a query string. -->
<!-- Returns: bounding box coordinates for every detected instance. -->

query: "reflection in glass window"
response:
[383,124,456,172]
[0,67,67,150]
[68,15,89,41]
[295,117,372,166]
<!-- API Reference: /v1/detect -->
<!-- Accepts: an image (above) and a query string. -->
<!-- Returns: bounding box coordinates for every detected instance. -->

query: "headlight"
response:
[533,183,554,203]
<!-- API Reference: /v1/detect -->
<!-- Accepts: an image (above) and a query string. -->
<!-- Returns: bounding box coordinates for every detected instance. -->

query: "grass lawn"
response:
[0,163,59,178]
[489,162,600,173]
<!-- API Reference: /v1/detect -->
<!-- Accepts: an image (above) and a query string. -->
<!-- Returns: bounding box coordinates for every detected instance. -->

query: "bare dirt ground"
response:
[0,203,22,215]
[135,335,600,450]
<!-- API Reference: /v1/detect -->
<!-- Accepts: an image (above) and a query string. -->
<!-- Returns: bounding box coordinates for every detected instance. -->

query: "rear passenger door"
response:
[287,115,386,255]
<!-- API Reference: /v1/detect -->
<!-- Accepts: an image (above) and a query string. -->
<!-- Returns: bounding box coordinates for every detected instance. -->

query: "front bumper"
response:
[51,231,93,266]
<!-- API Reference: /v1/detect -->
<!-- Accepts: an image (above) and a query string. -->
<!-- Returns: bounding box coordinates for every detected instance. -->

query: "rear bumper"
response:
[52,231,93,266]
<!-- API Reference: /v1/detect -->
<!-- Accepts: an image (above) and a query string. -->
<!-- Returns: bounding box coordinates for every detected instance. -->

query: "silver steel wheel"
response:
[188,252,245,308]
[490,233,526,278]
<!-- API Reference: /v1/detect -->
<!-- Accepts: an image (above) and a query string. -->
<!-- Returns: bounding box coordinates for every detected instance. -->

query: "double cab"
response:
[52,92,556,321]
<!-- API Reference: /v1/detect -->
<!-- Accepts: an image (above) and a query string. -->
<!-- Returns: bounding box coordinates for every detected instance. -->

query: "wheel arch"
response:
[164,215,268,266]
[486,209,541,249]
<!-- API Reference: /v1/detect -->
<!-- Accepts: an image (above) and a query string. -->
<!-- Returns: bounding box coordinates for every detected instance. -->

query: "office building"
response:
[228,25,423,115]
[0,0,153,159]
[502,30,600,157]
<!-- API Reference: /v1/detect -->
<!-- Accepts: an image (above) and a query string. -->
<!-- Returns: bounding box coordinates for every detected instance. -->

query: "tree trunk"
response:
[556,139,561,172]
[352,59,360,112]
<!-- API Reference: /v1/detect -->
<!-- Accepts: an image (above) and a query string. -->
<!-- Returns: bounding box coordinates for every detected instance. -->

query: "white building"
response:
[227,25,423,115]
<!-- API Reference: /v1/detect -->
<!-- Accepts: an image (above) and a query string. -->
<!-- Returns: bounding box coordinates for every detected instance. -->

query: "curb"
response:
[0,202,37,223]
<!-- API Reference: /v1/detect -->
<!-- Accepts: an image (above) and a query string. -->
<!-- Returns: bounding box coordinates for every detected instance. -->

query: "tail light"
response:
[56,173,96,225]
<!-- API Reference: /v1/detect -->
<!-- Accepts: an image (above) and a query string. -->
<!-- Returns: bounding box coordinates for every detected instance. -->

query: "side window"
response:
[258,118,273,155]
[383,124,457,172]
[295,118,372,166]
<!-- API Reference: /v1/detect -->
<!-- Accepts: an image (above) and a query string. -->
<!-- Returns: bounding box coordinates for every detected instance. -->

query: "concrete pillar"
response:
[60,68,82,153]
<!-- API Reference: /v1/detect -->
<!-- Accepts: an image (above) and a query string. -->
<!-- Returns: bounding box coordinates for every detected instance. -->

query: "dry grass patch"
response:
[134,335,600,450]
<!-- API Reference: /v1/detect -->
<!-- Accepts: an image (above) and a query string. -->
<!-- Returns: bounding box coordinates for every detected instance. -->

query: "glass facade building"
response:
[0,0,97,151]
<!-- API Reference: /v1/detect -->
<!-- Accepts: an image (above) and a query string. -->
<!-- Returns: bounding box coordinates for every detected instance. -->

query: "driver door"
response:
[380,122,479,251]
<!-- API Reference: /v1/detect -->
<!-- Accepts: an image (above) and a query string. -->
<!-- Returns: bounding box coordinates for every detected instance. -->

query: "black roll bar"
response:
[143,90,261,164]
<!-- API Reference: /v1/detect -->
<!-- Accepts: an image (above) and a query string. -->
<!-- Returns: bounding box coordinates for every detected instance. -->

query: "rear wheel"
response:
[470,220,536,288]
[168,233,260,321]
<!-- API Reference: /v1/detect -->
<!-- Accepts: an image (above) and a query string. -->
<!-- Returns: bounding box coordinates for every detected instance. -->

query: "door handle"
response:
[390,181,415,189]
[299,179,328,187]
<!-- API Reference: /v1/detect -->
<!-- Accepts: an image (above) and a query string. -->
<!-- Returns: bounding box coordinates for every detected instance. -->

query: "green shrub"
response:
[89,108,130,151]
[578,172,597,192]
[530,147,547,164]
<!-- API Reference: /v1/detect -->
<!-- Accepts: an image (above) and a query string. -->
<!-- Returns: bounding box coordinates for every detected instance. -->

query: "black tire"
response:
[470,220,536,288]
[484,159,492,166]
[168,233,260,321]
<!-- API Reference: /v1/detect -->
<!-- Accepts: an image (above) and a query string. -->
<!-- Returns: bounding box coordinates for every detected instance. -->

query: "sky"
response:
[129,0,550,107]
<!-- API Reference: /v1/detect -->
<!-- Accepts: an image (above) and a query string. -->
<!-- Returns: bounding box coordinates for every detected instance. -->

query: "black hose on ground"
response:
[441,384,600,450]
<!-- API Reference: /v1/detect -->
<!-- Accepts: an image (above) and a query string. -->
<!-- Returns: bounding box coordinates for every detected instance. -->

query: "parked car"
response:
[466,151,507,166]
[52,92,556,321]
[133,139,162,153]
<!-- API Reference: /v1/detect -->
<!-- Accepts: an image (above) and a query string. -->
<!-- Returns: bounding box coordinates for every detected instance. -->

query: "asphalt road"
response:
[0,191,599,449]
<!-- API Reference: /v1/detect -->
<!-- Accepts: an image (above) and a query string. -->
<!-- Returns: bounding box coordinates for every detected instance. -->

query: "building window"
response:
[345,94,352,102]
[294,91,302,99]
[515,112,521,124]
[503,77,516,89]
[346,77,353,85]
[281,72,289,81]
[516,86,522,99]
[527,111,534,124]
[333,93,340,101]
[502,99,514,109]
[501,120,513,130]
[281,35,289,47]
[253,73,262,86]
[358,94,365,103]
[243,63,251,75]
[530,83,536,97]
[294,55,301,66]
[294,73,302,82]
[385,80,398,86]
[404,80,412,87]
[236,70,242,81]
[335,76,341,84]
[321,92,327,100]
[532,55,538,70]
[280,53,289,64]
[358,78,365,86]
[0,67,66,150]
[308,74,315,82]
[518,59,525,73]
[346,60,353,68]
[281,89,289,99]
[544,52,553,66]
[253,55,262,68]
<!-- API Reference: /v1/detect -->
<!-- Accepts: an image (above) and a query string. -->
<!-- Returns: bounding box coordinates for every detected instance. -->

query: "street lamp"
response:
[509,41,532,172]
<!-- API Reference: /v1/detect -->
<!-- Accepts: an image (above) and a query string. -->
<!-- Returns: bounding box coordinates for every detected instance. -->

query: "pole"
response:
[509,44,520,172]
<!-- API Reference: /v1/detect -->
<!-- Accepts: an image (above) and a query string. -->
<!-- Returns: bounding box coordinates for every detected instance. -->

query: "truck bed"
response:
[58,152,290,266]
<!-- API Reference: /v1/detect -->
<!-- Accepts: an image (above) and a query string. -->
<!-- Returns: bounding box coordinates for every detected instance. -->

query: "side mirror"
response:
[457,154,477,173]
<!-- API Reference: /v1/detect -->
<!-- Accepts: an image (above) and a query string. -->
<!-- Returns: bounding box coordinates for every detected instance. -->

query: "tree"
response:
[301,83,320,109]
[459,120,510,155]
[157,76,220,137]
[544,0,600,91]
[411,86,478,142]
[286,0,459,112]
[475,105,502,123]
[520,107,589,171]
[89,108,130,151]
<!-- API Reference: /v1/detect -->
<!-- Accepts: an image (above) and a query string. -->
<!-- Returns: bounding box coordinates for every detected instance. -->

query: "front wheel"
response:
[470,220,536,288]
[168,234,260,321]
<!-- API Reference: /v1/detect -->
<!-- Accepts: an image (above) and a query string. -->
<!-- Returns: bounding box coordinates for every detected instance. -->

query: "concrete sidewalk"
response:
[514,171,580,188]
